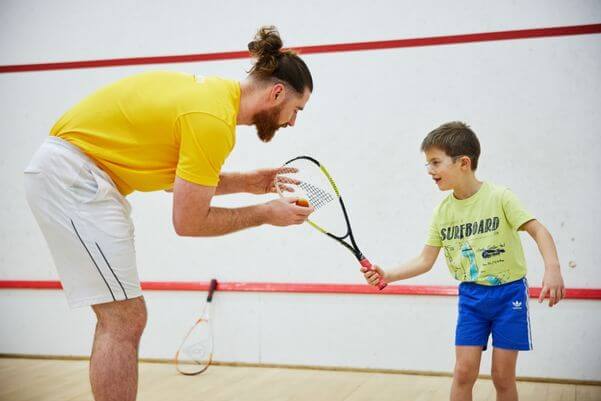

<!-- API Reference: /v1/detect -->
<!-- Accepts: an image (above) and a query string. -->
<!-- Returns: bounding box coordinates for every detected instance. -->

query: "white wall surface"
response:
[1,0,600,381]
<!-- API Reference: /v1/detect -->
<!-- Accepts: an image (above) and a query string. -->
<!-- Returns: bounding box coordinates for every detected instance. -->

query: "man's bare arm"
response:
[215,167,298,196]
[215,172,246,195]
[172,177,312,237]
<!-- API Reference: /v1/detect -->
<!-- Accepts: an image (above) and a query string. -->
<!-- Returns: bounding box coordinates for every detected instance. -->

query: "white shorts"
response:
[24,137,142,308]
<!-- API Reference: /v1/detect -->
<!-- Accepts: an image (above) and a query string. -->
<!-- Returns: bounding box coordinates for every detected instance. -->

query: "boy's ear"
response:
[460,156,472,170]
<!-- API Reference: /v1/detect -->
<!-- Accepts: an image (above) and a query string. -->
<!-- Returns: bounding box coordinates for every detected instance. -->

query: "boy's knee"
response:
[454,363,479,386]
[491,368,516,392]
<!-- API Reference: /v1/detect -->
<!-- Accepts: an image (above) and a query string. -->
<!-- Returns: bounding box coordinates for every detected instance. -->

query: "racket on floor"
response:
[175,278,218,375]
[275,155,387,290]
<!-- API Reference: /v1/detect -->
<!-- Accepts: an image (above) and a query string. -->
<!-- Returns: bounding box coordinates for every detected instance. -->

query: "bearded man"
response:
[24,25,313,401]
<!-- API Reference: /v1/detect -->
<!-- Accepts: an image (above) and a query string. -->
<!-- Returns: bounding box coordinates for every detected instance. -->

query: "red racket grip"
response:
[360,258,387,290]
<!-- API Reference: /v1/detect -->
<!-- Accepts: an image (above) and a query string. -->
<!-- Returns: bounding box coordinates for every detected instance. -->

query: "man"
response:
[24,26,313,401]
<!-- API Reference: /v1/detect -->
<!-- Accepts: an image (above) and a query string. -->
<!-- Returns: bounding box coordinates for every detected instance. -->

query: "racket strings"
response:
[299,181,335,209]
[183,342,209,360]
[176,314,213,375]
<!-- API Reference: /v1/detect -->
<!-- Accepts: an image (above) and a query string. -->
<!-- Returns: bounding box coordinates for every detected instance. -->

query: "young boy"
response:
[362,121,565,401]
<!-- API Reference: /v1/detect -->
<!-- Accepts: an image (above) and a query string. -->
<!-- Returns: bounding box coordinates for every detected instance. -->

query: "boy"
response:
[362,122,565,401]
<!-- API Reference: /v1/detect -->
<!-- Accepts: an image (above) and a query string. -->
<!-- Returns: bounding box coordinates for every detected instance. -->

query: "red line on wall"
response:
[1,23,599,73]
[1,280,600,300]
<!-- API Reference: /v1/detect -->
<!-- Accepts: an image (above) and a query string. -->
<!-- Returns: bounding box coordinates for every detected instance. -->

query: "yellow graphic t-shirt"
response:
[426,182,534,285]
[51,71,240,195]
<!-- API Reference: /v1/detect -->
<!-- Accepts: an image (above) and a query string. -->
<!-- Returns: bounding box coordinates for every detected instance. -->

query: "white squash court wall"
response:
[1,0,600,381]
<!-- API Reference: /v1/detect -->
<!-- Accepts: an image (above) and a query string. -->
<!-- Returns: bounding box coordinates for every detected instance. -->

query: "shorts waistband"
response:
[46,136,89,158]
[44,136,119,192]
[44,136,106,175]
[460,277,527,289]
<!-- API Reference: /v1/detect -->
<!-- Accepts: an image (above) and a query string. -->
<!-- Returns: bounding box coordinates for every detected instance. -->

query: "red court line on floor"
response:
[1,23,599,73]
[1,280,600,299]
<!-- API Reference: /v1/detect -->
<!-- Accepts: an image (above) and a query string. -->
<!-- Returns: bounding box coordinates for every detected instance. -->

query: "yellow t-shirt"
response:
[51,71,240,195]
[426,182,534,285]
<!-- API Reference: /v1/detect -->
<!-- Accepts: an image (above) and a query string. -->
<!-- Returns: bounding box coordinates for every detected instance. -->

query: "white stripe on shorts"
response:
[523,278,533,350]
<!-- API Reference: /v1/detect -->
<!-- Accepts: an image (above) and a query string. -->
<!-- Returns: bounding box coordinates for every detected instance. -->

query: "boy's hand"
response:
[538,268,566,307]
[360,265,387,286]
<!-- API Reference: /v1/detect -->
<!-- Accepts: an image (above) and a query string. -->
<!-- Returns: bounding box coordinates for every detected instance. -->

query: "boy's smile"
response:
[424,147,460,191]
[424,146,483,200]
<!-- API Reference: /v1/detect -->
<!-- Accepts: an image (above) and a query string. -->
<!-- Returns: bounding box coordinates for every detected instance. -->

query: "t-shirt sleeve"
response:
[425,207,442,247]
[175,113,234,187]
[502,189,535,230]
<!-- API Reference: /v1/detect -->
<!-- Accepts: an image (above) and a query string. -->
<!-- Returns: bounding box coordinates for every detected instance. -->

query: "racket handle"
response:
[207,279,218,302]
[360,258,387,290]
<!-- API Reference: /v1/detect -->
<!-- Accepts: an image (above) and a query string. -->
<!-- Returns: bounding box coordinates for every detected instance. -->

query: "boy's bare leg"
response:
[491,348,519,401]
[90,297,147,401]
[450,346,483,401]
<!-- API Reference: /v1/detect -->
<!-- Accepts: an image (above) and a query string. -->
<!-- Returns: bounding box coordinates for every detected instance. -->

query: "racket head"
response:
[275,156,348,237]
[275,157,387,290]
[175,279,217,375]
[175,314,213,375]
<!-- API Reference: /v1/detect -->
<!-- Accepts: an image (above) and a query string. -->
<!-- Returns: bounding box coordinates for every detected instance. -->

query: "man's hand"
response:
[265,197,313,226]
[244,167,299,195]
[539,268,566,307]
[360,265,387,286]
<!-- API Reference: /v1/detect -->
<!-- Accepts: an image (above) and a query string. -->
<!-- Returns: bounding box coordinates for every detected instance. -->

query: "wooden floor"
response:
[1,358,600,401]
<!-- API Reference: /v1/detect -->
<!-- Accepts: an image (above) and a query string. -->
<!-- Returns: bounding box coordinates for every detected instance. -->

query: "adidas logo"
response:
[512,300,522,310]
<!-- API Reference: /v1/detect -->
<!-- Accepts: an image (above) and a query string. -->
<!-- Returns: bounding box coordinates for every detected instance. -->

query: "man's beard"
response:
[253,104,284,143]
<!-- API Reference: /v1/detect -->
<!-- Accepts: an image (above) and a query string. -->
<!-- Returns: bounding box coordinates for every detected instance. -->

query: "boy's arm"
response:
[521,219,566,307]
[361,245,440,285]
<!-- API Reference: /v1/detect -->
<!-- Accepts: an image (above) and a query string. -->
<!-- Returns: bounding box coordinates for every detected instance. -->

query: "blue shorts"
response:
[456,278,532,351]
